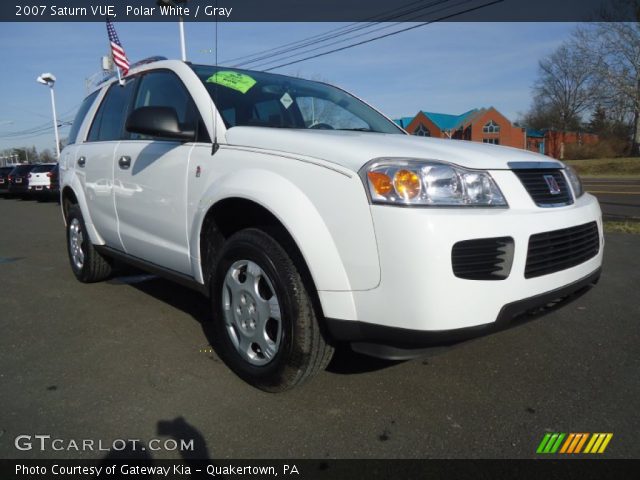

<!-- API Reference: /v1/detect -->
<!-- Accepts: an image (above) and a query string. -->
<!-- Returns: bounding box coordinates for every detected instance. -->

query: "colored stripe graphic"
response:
[584,433,613,454]
[538,433,613,454]
[536,433,552,453]
[574,433,589,453]
[560,434,575,454]
[536,433,565,454]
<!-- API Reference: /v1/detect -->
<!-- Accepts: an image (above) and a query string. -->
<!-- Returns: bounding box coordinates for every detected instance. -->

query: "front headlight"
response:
[360,159,507,207]
[564,164,584,198]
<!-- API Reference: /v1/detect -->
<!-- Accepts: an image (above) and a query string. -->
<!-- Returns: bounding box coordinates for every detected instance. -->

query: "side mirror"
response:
[125,106,195,142]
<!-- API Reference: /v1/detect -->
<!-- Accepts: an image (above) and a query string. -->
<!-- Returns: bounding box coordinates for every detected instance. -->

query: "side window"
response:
[296,97,369,130]
[67,90,99,145]
[87,80,135,142]
[130,71,207,141]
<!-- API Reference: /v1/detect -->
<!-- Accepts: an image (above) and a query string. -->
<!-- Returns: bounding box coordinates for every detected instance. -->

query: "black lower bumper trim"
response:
[326,267,601,359]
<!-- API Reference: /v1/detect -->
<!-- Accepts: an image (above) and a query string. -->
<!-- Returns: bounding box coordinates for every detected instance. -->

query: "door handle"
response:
[118,156,131,170]
[77,156,86,168]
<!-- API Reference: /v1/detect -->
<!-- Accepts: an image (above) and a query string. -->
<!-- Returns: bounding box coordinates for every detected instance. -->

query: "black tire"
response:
[66,204,112,283]
[211,228,333,392]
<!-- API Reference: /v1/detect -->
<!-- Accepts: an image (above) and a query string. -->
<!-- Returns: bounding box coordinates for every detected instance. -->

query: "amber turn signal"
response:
[367,171,393,196]
[393,169,421,199]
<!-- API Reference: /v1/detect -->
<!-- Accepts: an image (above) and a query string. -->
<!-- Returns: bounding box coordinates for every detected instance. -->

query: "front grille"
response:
[452,237,514,280]
[525,222,600,278]
[513,169,573,207]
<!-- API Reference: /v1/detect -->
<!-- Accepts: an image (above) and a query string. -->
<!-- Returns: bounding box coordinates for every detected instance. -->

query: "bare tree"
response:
[572,1,640,154]
[527,43,594,158]
[39,149,56,163]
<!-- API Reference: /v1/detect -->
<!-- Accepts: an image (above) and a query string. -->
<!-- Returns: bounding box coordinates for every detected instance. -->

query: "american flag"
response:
[106,18,130,75]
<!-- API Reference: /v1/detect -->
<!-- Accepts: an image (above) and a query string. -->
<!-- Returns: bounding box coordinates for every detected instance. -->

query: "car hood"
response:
[225,127,562,172]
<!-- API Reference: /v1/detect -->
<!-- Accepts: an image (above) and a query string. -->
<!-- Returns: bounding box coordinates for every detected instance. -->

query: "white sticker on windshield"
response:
[280,92,294,109]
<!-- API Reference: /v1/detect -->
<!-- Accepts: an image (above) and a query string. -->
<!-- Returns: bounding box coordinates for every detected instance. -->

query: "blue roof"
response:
[393,117,414,129]
[422,109,479,131]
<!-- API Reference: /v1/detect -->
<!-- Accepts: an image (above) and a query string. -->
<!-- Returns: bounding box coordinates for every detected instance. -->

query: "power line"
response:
[230,0,455,69]
[0,118,72,139]
[246,0,472,71]
[262,0,503,72]
[222,0,434,66]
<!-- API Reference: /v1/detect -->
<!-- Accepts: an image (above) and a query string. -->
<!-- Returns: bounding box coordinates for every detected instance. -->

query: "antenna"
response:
[211,0,220,155]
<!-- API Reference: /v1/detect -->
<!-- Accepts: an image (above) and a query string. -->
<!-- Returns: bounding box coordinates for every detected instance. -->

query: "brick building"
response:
[395,107,527,148]
[395,108,599,158]
[543,130,599,159]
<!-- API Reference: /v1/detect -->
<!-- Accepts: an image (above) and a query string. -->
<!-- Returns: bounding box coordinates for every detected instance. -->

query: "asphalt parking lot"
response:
[584,177,640,221]
[0,196,639,460]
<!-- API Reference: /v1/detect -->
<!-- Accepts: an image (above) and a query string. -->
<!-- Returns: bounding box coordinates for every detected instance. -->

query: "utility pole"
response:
[157,0,189,61]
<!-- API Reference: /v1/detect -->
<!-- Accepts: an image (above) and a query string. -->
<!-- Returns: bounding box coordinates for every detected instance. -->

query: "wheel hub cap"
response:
[69,218,85,270]
[222,260,282,366]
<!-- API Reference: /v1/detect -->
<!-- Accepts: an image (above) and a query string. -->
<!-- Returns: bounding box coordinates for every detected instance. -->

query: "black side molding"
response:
[94,245,208,296]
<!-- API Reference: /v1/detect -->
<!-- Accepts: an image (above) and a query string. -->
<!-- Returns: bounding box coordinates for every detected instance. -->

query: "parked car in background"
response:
[7,164,37,197]
[28,163,59,199]
[0,166,14,195]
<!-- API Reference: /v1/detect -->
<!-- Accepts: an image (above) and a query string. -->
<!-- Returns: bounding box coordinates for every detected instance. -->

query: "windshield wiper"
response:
[335,128,374,132]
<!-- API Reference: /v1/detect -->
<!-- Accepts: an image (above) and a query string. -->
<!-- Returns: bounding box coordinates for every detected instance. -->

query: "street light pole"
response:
[157,0,188,61]
[37,73,61,159]
[178,16,187,61]
[49,87,61,158]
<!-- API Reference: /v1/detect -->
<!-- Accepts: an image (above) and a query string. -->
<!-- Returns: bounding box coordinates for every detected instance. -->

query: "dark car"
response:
[7,164,37,197]
[0,166,14,194]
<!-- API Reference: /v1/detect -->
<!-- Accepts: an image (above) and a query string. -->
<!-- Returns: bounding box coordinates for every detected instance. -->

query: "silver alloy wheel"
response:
[69,218,85,271]
[222,260,282,366]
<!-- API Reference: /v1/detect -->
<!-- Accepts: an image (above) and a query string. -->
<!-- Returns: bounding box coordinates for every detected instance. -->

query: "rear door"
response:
[113,70,206,275]
[76,80,136,250]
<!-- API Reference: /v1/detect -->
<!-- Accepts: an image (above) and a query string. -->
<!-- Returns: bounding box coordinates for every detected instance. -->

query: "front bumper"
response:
[322,190,603,350]
[327,267,600,359]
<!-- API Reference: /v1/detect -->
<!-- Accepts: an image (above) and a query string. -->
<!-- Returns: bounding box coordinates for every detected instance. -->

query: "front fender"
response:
[190,169,353,293]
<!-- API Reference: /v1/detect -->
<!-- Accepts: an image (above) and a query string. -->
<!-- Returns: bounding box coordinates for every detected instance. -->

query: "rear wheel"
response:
[66,204,112,283]
[211,228,333,392]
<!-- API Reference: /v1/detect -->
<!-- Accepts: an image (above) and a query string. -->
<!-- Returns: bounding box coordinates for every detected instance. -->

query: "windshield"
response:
[192,65,404,134]
[31,165,55,173]
[12,165,33,174]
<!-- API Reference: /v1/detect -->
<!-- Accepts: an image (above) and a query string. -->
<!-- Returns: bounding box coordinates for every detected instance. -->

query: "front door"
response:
[113,70,205,275]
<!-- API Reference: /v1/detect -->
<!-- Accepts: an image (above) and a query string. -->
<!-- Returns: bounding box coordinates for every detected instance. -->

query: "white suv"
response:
[28,163,59,197]
[60,58,603,391]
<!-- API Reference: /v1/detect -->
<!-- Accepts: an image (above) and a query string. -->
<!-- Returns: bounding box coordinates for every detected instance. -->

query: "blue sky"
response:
[0,22,575,153]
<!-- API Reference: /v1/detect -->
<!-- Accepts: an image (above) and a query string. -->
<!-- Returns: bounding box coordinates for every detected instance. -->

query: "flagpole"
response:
[115,66,123,85]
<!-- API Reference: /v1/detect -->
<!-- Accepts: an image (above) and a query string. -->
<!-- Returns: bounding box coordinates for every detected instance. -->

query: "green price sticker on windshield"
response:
[206,71,256,94]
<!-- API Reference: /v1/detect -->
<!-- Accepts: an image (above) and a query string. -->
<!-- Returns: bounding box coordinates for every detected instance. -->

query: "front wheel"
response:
[66,204,112,283]
[211,228,333,392]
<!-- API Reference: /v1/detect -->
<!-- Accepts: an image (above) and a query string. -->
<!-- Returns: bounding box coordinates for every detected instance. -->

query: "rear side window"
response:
[87,80,136,142]
[67,90,99,145]
[30,165,55,173]
[12,165,33,174]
